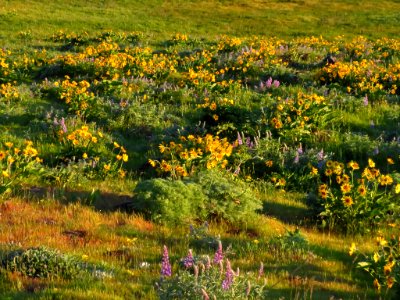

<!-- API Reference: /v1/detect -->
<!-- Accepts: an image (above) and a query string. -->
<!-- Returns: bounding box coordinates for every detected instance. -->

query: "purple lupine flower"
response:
[363,95,368,106]
[182,249,194,268]
[237,132,243,146]
[266,77,273,88]
[161,245,172,277]
[221,259,234,290]
[213,241,224,264]
[273,80,280,88]
[60,117,67,133]
[373,147,379,155]
[245,137,254,149]
[297,144,303,155]
[258,262,264,279]
[317,149,325,161]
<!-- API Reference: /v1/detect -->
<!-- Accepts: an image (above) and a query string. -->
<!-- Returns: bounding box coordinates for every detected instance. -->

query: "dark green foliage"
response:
[193,170,263,224]
[132,178,207,225]
[131,171,263,225]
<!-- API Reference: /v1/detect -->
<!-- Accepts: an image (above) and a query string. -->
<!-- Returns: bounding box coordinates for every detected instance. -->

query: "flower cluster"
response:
[157,243,266,298]
[352,234,400,293]
[50,77,95,116]
[267,92,330,142]
[149,134,233,178]
[0,141,42,194]
[0,83,19,102]
[316,158,399,233]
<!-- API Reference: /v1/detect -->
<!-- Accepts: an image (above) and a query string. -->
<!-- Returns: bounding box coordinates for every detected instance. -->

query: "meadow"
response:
[0,1,400,299]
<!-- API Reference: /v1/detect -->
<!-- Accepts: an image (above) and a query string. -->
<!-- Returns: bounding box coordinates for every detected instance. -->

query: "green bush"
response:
[2,247,82,279]
[132,178,207,225]
[132,171,262,225]
[193,170,262,225]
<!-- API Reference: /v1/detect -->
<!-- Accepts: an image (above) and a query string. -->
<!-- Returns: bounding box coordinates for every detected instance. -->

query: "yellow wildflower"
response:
[368,158,375,168]
[349,243,356,256]
[395,183,400,194]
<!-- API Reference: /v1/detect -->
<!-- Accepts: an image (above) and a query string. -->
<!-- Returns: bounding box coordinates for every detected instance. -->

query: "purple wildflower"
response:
[161,245,172,277]
[373,147,379,155]
[297,144,303,155]
[363,95,368,106]
[237,132,243,146]
[245,137,254,148]
[266,77,273,88]
[60,117,67,133]
[222,259,234,290]
[213,241,224,264]
[273,80,280,88]
[317,149,325,161]
[182,249,194,268]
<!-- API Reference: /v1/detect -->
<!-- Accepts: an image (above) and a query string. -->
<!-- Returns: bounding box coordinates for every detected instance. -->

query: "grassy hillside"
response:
[1,0,400,48]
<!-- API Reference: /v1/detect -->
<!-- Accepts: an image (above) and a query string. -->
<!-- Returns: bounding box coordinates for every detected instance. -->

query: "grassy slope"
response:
[1,0,400,48]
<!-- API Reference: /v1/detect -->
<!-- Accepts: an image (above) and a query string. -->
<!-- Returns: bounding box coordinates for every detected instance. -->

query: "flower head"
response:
[161,245,172,277]
[213,241,224,264]
[221,259,234,290]
[349,242,356,256]
[182,249,194,268]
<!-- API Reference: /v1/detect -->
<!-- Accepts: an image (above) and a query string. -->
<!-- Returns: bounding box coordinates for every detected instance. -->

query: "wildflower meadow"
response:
[0,1,400,299]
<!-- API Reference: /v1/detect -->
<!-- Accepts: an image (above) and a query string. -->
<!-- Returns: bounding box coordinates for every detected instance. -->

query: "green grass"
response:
[1,0,400,48]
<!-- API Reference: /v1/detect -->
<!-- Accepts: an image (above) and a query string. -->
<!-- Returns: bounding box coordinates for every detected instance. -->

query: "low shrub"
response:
[2,247,82,279]
[132,178,207,225]
[132,170,262,225]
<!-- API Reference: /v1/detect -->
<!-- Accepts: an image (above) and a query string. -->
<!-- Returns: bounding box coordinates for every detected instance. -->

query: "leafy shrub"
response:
[2,247,82,279]
[193,170,262,224]
[132,178,207,225]
[132,171,262,225]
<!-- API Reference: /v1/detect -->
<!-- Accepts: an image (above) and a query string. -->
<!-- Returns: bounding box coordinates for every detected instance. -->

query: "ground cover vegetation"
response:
[0,1,400,299]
